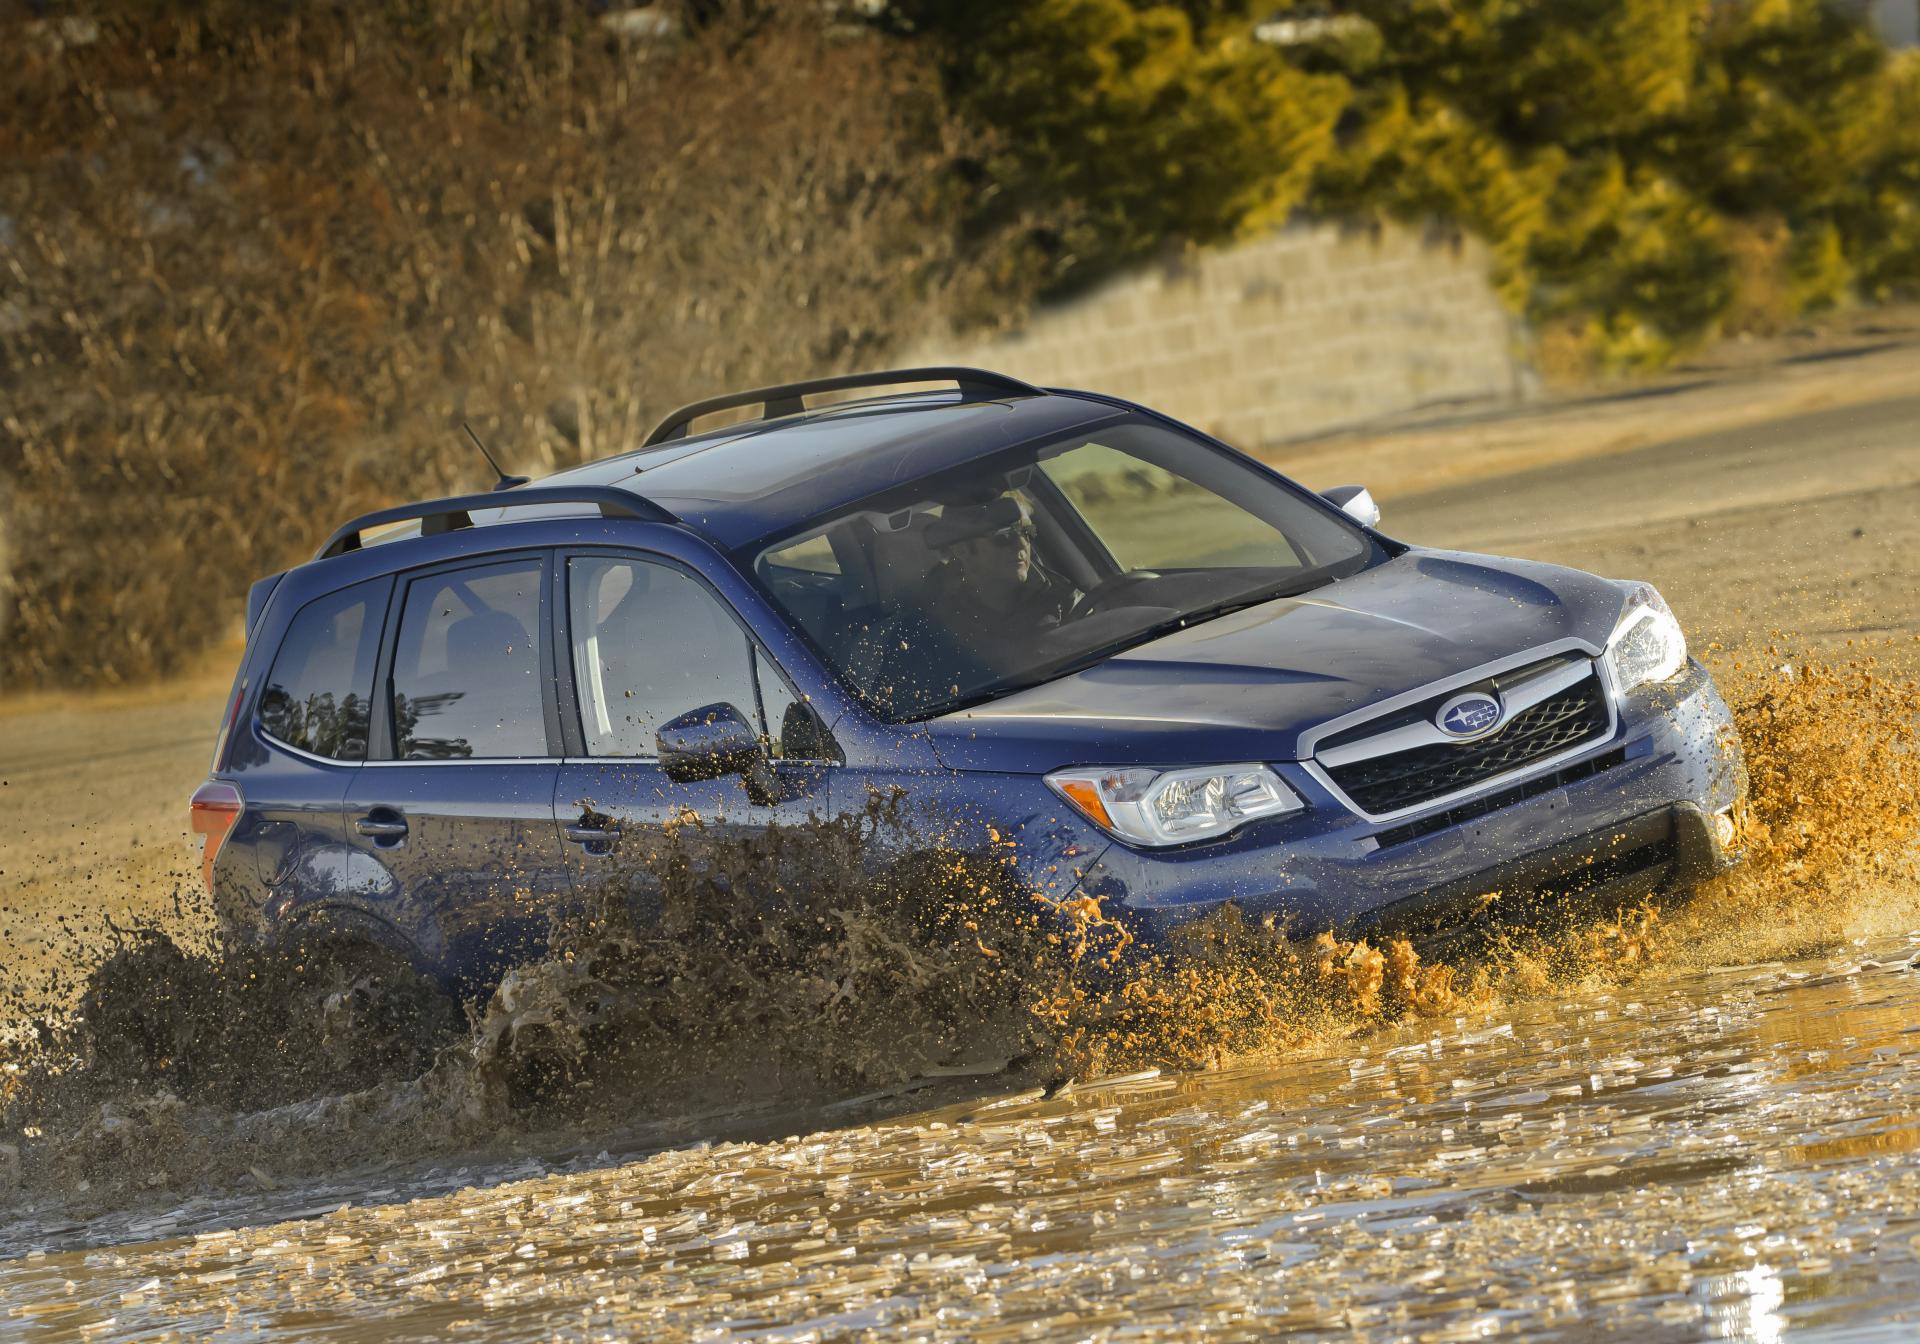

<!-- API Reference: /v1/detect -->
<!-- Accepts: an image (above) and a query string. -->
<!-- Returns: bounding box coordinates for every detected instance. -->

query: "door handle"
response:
[564,804,621,849]
[564,823,621,845]
[355,814,409,840]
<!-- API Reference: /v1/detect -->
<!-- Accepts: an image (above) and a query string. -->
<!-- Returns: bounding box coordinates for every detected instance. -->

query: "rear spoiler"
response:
[245,572,285,639]
[205,575,282,776]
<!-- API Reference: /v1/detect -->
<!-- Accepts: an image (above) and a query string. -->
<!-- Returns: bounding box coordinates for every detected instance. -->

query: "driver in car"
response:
[923,493,1075,666]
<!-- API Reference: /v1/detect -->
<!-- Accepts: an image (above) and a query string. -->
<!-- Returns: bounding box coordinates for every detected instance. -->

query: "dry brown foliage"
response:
[0,2,1028,687]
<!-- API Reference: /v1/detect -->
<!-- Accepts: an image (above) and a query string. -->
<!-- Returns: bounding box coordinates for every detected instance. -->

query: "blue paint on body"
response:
[206,384,1745,986]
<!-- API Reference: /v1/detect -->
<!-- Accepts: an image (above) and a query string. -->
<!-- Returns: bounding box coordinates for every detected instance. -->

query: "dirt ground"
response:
[1282,305,1920,501]
[2,334,1917,990]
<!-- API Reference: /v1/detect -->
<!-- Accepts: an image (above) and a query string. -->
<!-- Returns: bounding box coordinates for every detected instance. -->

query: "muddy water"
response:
[2,656,1916,1337]
[5,935,1920,1339]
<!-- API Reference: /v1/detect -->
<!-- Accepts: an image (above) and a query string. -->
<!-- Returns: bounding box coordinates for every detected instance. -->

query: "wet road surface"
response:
[8,935,1920,1340]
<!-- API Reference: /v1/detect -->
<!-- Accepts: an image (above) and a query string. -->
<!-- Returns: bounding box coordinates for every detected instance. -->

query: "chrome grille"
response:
[1318,660,1612,817]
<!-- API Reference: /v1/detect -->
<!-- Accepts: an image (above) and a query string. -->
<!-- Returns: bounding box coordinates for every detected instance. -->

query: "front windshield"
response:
[753,418,1378,721]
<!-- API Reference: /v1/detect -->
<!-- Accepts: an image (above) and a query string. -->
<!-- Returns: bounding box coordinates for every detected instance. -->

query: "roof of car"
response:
[536,388,1129,550]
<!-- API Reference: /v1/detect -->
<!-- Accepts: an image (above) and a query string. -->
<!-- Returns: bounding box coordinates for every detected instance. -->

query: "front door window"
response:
[566,556,761,757]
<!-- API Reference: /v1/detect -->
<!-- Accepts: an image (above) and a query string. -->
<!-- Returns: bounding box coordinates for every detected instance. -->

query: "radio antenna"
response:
[463,422,530,492]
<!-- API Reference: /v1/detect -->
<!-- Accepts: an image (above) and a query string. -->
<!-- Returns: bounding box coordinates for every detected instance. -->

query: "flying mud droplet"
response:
[3,657,1917,1218]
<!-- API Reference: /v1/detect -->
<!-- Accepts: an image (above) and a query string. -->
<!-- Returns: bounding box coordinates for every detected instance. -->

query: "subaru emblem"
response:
[1437,691,1502,739]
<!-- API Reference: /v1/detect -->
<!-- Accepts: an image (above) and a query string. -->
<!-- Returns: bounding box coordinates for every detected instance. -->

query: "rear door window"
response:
[257,578,389,761]
[390,558,549,759]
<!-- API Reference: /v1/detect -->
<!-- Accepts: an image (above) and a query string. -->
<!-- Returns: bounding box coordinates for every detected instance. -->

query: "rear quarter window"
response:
[257,578,389,761]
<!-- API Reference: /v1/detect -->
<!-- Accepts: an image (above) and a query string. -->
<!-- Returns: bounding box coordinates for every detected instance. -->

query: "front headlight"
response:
[1605,582,1688,692]
[1045,763,1303,847]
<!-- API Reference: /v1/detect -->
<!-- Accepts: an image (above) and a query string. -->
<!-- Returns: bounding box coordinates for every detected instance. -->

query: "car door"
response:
[340,551,574,988]
[551,549,835,925]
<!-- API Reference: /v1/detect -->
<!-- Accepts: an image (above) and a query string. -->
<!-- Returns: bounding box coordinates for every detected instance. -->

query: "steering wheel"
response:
[1069,570,1161,621]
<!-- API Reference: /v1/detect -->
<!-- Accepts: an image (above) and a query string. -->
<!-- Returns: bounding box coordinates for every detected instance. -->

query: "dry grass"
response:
[0,2,1031,688]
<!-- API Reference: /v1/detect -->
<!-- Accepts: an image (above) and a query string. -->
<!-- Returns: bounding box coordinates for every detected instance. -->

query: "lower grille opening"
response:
[1553,833,1677,896]
[1365,833,1677,945]
[1373,746,1629,849]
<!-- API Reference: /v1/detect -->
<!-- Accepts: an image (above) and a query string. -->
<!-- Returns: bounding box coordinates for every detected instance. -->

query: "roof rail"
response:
[642,366,1044,448]
[315,486,675,561]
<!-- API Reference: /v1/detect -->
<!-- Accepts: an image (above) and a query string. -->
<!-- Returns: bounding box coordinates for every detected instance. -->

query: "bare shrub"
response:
[0,2,1022,687]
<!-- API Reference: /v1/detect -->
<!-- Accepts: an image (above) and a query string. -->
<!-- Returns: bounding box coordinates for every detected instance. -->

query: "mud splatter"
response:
[4,654,1917,1221]
[1661,650,1920,964]
[1,800,1066,1206]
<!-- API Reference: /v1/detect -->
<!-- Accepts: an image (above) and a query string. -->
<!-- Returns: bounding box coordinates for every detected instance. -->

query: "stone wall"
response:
[906,219,1531,450]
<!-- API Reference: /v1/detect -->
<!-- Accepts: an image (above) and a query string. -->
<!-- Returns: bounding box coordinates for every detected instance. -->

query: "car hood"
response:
[925,549,1629,773]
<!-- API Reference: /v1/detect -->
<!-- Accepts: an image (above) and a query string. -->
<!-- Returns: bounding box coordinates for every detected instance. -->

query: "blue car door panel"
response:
[550,550,834,924]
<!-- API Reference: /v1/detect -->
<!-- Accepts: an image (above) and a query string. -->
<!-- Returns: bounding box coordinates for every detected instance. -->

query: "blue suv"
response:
[193,368,1745,987]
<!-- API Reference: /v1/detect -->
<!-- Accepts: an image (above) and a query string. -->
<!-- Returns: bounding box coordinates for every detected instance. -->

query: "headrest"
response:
[592,561,637,623]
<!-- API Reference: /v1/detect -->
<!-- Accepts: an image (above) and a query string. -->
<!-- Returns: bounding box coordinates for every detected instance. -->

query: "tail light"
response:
[190,781,244,894]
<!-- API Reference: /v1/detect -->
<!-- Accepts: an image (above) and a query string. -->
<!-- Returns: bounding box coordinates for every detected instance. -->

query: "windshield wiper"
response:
[1057,577,1324,670]
[1161,575,1330,634]
[924,575,1329,717]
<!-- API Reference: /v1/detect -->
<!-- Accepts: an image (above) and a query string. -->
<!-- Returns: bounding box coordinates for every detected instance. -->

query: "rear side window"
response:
[257,579,388,761]
[391,559,548,760]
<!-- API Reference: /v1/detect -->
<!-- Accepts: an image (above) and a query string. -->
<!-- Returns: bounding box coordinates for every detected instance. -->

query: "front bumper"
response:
[1074,659,1745,943]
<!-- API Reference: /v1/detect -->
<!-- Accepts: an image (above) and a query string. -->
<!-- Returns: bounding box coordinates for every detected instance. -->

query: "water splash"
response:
[1659,650,1920,962]
[4,654,1916,1217]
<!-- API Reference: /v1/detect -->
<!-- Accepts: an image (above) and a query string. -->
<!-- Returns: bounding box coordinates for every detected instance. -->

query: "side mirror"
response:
[657,703,777,804]
[1321,484,1381,530]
